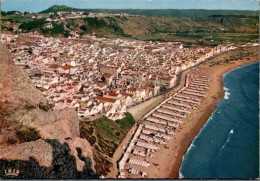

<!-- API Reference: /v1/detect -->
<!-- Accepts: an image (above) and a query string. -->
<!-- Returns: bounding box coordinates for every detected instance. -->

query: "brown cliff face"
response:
[0,45,98,179]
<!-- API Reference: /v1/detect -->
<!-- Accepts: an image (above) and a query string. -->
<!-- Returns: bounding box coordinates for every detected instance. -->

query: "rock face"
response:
[0,45,97,179]
[0,45,79,141]
[0,140,53,168]
[0,139,98,179]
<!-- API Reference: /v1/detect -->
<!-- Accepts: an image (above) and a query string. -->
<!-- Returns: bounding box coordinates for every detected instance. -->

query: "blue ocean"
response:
[179,61,259,179]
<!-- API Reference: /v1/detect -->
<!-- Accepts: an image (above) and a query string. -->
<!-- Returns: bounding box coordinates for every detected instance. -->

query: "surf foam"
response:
[224,87,230,100]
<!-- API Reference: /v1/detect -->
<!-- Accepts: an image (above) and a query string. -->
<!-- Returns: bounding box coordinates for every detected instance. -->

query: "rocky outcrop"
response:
[13,108,80,141]
[0,45,79,141]
[0,45,97,178]
[0,139,98,179]
[0,140,53,167]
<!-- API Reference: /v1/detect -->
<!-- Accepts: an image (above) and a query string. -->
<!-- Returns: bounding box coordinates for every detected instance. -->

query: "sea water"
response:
[179,61,259,179]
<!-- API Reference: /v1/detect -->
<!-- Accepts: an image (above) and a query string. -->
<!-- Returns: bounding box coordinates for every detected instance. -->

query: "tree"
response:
[28,47,33,54]
[1,11,7,16]
[40,28,49,35]
[63,30,71,38]
[80,32,85,37]
[66,24,70,29]
[19,19,47,32]
[51,22,64,35]
[80,25,87,32]
[101,75,106,82]
[8,27,14,32]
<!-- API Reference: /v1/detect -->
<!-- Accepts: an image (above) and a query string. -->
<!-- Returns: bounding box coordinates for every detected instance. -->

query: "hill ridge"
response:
[39,5,258,17]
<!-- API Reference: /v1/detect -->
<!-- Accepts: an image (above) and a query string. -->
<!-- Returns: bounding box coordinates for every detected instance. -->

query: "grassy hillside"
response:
[39,5,258,17]
[2,8,258,45]
[114,16,258,34]
[70,15,258,44]
[80,113,135,176]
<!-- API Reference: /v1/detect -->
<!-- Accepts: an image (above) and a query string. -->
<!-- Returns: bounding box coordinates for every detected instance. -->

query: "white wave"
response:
[187,143,195,153]
[220,136,231,150]
[223,87,231,100]
[224,91,230,100]
[226,137,231,143]
[179,171,184,179]
[220,130,234,151]
[223,87,229,91]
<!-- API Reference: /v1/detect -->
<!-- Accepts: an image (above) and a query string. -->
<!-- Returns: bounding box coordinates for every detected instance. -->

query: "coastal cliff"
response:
[0,45,98,179]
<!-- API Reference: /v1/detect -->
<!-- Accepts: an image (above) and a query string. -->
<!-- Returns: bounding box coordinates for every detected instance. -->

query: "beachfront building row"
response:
[117,75,210,178]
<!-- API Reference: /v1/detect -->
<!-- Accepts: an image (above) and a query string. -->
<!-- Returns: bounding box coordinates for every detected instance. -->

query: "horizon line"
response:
[3,8,258,14]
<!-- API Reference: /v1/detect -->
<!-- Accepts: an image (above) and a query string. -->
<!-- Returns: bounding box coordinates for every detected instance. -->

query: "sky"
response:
[1,0,259,13]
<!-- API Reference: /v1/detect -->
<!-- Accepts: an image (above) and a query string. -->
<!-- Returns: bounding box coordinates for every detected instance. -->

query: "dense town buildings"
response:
[1,33,235,120]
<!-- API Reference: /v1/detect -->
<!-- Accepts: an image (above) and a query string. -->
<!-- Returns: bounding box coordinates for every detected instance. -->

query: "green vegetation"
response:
[1,11,21,16]
[84,17,107,28]
[18,19,69,37]
[38,102,54,112]
[19,19,47,32]
[209,14,259,19]
[7,137,17,144]
[16,128,41,143]
[2,6,258,45]
[24,104,36,110]
[80,112,135,175]
[63,30,71,38]
[80,24,88,32]
[79,17,128,36]
[50,22,65,35]
[8,27,14,32]
[75,15,258,44]
[40,22,65,35]
[39,5,87,14]
[115,112,135,130]
[39,5,258,17]
[105,17,125,34]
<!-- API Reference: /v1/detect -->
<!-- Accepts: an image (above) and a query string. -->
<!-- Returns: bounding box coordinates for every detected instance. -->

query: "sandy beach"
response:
[168,45,258,179]
[106,45,259,179]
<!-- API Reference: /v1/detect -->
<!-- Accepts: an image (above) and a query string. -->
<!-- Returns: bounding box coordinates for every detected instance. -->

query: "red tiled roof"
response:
[39,88,48,92]
[144,46,159,50]
[120,92,132,97]
[128,87,136,92]
[82,100,89,104]
[108,92,118,97]
[93,88,100,92]
[66,99,73,103]
[61,65,73,70]
[146,84,155,88]
[97,84,105,88]
[104,73,112,78]
[48,64,60,69]
[96,96,116,103]
[49,51,58,53]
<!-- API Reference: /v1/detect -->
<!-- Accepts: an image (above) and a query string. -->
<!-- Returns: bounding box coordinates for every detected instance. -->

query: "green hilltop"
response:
[40,5,86,13]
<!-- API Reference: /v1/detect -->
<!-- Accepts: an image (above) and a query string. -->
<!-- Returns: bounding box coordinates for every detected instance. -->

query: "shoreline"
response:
[106,45,258,179]
[169,77,224,178]
[176,60,259,178]
[168,46,259,179]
